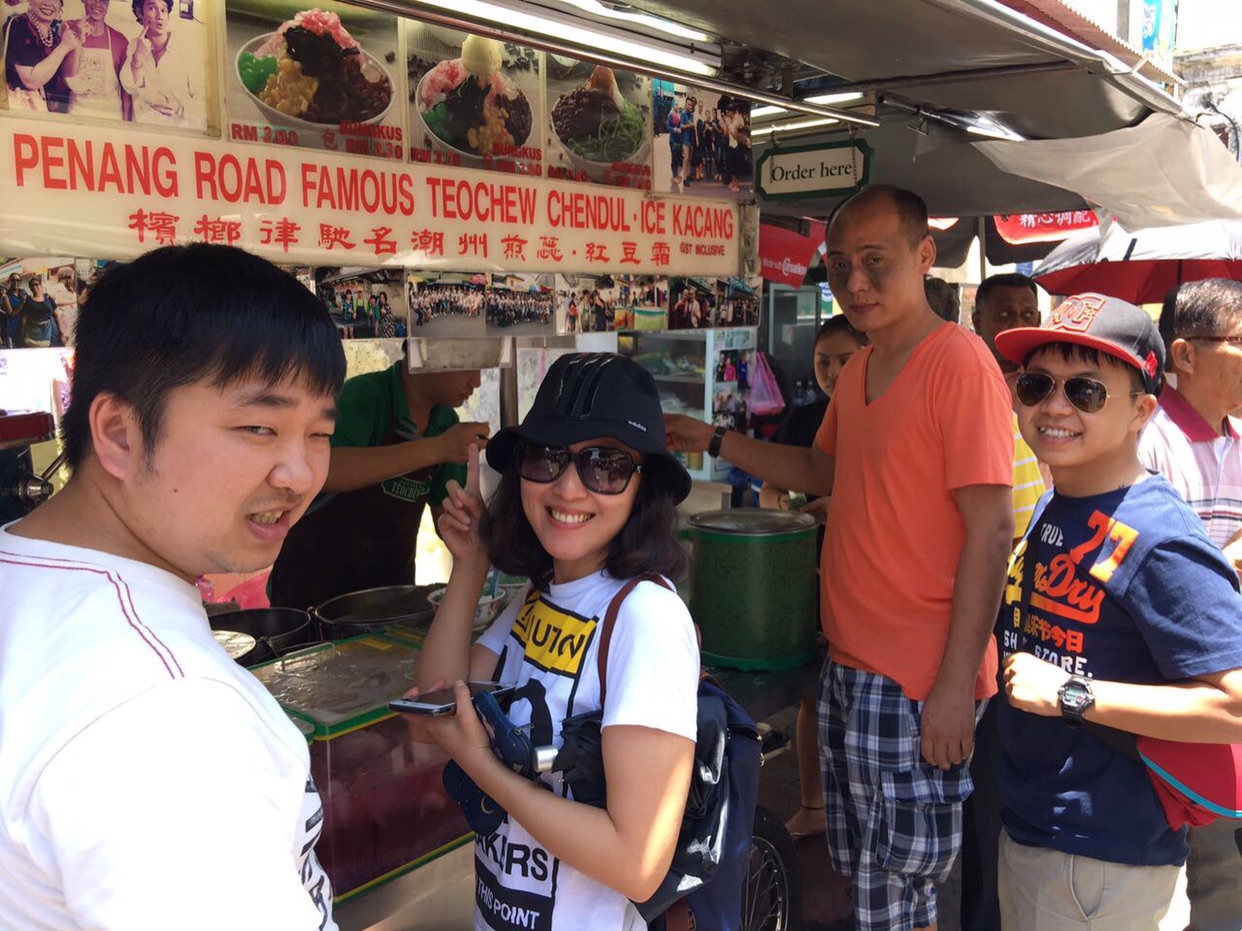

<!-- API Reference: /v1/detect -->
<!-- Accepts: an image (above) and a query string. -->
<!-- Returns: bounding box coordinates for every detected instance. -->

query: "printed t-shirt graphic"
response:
[996,478,1242,866]
[472,572,699,931]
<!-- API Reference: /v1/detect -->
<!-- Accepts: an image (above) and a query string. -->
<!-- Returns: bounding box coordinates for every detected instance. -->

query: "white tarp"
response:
[973,114,1242,229]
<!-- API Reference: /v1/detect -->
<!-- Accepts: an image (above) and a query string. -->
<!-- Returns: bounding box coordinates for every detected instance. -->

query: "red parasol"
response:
[1034,219,1242,304]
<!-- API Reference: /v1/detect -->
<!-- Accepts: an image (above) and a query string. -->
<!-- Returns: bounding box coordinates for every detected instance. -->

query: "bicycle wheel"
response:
[741,805,802,931]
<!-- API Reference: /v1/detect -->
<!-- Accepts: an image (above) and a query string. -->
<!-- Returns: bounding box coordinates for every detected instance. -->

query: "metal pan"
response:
[210,607,314,666]
[311,584,438,641]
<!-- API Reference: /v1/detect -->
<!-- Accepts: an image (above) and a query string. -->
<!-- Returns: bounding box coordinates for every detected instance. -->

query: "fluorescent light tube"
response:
[761,116,839,135]
[751,91,864,120]
[408,0,718,75]
[542,0,711,42]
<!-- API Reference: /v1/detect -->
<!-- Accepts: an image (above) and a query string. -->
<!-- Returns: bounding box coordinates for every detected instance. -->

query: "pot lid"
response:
[688,508,817,535]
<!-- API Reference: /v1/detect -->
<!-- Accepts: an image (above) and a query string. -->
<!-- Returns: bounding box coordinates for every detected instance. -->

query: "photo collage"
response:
[1,0,754,191]
[0,250,759,347]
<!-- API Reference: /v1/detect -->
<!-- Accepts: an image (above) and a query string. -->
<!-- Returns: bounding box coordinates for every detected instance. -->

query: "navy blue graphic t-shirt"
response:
[997,475,1242,866]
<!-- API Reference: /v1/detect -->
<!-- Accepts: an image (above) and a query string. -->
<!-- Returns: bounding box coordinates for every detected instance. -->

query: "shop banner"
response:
[758,222,820,287]
[0,116,740,275]
[994,210,1097,245]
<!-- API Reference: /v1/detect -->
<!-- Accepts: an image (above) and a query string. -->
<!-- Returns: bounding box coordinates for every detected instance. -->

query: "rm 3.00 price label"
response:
[262,126,299,146]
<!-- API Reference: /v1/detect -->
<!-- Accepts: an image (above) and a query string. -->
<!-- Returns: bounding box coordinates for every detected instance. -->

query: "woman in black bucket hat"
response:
[399,353,699,930]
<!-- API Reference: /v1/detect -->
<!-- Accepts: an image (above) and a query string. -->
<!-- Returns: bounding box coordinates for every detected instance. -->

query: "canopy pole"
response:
[977,217,988,283]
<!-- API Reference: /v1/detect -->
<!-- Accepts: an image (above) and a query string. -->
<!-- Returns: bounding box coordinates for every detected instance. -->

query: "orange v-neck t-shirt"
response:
[815,323,1013,700]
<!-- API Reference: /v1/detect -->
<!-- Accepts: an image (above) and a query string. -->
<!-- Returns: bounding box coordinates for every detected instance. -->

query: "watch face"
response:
[1058,685,1087,715]
[1058,680,1097,724]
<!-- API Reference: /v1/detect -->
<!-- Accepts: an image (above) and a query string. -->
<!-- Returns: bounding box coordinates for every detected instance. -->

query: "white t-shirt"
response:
[0,527,336,930]
[473,572,699,931]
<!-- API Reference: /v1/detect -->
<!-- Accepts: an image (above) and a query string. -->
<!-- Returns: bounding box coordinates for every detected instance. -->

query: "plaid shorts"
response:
[817,660,984,931]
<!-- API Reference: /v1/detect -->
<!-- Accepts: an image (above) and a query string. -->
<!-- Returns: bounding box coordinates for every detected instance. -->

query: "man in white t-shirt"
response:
[0,244,345,929]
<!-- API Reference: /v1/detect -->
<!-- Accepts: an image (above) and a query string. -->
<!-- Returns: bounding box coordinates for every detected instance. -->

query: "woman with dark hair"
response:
[4,0,76,113]
[18,275,58,347]
[400,353,698,929]
[377,291,396,338]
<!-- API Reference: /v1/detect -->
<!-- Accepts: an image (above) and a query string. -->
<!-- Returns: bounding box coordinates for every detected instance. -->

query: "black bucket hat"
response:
[486,353,693,502]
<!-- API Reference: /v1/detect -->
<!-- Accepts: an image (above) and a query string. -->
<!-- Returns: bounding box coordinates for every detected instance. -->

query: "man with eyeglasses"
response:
[992,293,1242,931]
[1138,277,1242,931]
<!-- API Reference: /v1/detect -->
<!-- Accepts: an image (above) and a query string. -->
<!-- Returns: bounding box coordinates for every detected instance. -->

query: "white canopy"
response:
[973,114,1242,229]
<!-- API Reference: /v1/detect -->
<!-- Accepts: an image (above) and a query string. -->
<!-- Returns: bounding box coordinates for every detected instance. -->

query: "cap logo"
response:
[1049,295,1107,333]
[627,419,648,433]
[1144,351,1159,380]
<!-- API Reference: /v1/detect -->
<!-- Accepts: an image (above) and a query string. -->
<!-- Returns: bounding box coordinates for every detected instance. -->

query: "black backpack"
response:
[558,575,762,930]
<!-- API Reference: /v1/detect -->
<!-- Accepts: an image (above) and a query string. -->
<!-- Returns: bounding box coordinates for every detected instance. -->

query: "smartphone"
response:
[388,681,515,717]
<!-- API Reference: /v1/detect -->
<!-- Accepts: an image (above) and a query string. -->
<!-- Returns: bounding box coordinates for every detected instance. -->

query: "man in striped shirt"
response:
[1139,277,1242,931]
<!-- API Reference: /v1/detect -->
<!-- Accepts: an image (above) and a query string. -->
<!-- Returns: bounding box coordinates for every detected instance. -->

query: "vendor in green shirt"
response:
[269,358,488,609]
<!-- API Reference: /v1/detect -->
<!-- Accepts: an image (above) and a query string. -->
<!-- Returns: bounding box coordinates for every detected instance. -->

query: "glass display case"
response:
[252,636,472,902]
[617,327,757,483]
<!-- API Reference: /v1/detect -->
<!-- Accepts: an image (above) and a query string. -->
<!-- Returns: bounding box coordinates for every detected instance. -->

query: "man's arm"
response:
[1221,526,1242,583]
[1006,658,1242,744]
[322,421,489,493]
[921,483,1014,769]
[663,413,834,496]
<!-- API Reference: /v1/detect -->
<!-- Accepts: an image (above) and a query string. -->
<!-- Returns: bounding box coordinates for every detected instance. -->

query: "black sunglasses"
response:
[1015,372,1142,414]
[518,444,642,495]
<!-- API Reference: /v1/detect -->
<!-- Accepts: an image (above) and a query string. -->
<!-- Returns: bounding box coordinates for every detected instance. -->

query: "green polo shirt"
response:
[328,360,465,507]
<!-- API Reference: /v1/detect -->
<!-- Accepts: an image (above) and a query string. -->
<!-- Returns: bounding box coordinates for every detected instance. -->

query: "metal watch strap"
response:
[708,425,727,458]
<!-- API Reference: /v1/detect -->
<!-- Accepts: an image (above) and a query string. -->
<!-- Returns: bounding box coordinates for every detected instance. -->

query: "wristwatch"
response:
[1057,675,1095,728]
[708,425,728,458]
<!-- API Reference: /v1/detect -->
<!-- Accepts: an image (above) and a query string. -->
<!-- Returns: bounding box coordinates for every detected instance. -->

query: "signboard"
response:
[0,116,740,275]
[1142,0,1177,65]
[754,140,870,201]
[758,222,821,287]
[994,210,1097,245]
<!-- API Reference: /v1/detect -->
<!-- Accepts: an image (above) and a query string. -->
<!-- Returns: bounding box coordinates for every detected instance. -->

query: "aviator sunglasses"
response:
[1015,372,1143,414]
[518,443,642,495]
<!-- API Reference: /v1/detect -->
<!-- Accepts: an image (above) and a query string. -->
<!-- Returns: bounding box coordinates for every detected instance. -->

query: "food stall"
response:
[0,0,774,924]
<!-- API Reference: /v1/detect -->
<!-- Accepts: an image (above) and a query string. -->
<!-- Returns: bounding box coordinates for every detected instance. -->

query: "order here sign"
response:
[755,140,871,201]
[0,117,741,276]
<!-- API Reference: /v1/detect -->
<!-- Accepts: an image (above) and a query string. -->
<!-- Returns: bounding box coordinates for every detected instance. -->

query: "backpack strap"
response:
[596,574,674,705]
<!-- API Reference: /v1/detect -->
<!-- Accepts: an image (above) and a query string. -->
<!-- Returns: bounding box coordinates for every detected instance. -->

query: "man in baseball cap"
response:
[990,293,1242,930]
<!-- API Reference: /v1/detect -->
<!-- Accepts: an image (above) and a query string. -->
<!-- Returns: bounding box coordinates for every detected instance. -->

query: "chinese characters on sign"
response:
[0,118,740,277]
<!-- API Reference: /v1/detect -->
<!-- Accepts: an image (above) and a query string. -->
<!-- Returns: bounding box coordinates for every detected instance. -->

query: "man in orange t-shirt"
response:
[665,185,1013,931]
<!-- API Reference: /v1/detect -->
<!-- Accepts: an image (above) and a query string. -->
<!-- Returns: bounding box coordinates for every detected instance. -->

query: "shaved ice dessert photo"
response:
[237,9,393,126]
[413,35,533,159]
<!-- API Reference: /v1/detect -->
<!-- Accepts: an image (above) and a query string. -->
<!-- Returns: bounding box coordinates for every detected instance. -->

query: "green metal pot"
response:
[688,508,819,671]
